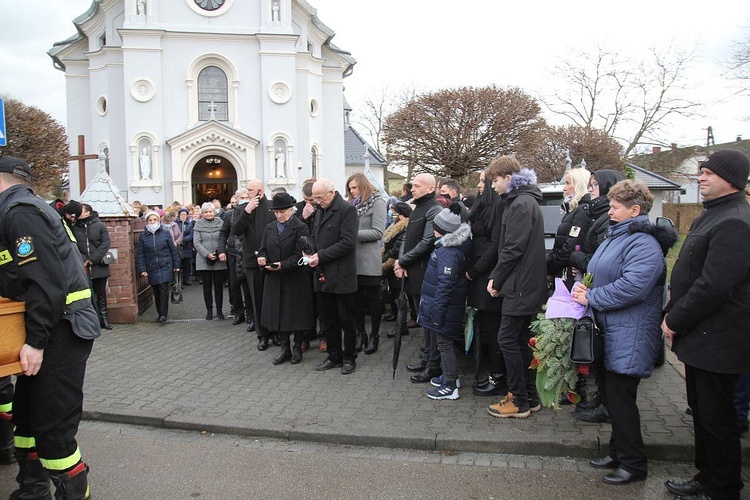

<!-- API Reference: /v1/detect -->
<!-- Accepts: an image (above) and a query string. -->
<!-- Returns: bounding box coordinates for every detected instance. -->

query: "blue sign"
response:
[0,98,6,147]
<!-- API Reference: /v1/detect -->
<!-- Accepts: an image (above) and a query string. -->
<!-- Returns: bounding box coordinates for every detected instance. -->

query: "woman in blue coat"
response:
[573,179,677,485]
[176,208,194,285]
[136,211,181,322]
[418,203,471,400]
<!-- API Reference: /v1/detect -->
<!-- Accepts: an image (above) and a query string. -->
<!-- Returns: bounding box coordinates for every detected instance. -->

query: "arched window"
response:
[198,66,228,121]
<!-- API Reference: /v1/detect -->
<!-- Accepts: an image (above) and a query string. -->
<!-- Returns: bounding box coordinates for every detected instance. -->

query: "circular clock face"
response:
[194,0,225,11]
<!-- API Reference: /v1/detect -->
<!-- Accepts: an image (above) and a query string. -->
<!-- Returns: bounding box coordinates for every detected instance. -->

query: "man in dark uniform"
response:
[0,156,100,499]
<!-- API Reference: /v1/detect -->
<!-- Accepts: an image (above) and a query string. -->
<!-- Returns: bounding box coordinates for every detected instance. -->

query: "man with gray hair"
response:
[231,179,276,348]
[308,178,359,374]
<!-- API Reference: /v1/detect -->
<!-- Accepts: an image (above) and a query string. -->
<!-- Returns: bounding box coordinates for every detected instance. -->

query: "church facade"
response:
[49,0,356,207]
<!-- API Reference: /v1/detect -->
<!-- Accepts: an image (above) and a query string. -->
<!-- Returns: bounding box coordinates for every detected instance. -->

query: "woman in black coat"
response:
[546,167,592,290]
[71,203,113,330]
[136,211,181,322]
[257,193,315,365]
[466,171,507,396]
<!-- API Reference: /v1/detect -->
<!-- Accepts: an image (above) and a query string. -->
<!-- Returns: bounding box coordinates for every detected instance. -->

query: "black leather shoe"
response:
[665,479,704,497]
[589,455,618,469]
[406,361,427,372]
[232,313,245,325]
[341,361,356,374]
[410,367,441,383]
[247,320,256,333]
[602,468,646,485]
[257,338,269,351]
[674,493,712,500]
[156,316,167,323]
[577,403,610,423]
[472,374,505,397]
[315,359,343,371]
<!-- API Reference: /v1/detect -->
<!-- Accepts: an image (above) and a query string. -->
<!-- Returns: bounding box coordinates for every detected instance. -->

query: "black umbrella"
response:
[392,277,409,379]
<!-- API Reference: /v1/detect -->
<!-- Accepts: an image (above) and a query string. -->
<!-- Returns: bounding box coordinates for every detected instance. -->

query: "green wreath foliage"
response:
[529,311,580,408]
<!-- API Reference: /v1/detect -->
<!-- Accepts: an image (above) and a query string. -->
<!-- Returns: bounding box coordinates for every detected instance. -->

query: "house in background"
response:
[627,164,684,220]
[631,137,750,204]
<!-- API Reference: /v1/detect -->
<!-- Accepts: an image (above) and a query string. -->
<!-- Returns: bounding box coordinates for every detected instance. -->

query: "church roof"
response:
[345,127,387,166]
[80,165,137,217]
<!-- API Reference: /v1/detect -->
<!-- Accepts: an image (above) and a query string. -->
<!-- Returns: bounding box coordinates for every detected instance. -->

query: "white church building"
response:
[49,0,357,207]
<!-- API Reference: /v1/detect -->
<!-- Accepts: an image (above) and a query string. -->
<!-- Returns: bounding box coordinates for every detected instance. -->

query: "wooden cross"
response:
[68,135,98,194]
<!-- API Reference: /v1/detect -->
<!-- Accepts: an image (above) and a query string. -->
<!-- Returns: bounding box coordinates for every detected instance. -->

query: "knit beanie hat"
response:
[433,202,463,236]
[392,202,412,218]
[700,150,750,190]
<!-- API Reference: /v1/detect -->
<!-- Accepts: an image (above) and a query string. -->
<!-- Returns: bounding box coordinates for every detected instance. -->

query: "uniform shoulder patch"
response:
[568,226,581,238]
[442,266,452,275]
[16,237,33,258]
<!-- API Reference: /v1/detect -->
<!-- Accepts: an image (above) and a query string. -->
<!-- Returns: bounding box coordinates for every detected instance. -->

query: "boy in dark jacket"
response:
[418,203,471,400]
[487,156,547,418]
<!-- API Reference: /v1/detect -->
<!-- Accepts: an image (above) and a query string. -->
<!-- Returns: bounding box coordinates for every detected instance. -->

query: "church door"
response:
[191,155,237,207]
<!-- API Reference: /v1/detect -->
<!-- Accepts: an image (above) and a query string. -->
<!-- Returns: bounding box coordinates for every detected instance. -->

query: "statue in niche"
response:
[99,145,110,174]
[272,0,280,21]
[274,148,286,178]
[139,147,152,180]
[137,0,146,15]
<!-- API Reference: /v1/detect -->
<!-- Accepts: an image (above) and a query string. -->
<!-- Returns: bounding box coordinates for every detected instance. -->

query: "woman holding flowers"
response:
[572,179,676,486]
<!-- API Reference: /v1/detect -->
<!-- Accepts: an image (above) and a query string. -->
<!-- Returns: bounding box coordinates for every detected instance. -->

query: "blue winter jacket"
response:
[136,227,181,286]
[586,215,676,378]
[417,223,471,338]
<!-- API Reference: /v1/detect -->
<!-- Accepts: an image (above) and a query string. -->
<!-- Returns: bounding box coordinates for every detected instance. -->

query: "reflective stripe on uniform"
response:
[14,435,35,449]
[0,249,12,266]
[66,289,92,305]
[0,402,11,413]
[40,446,81,472]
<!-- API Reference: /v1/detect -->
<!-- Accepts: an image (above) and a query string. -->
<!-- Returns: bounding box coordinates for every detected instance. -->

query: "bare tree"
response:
[0,97,69,198]
[383,85,545,182]
[543,45,700,159]
[729,22,750,80]
[526,125,624,183]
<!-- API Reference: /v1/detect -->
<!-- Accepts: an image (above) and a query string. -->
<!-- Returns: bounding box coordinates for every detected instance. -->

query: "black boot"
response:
[364,334,379,355]
[290,332,303,364]
[272,336,291,365]
[232,312,245,325]
[0,414,15,465]
[49,462,90,500]
[355,331,367,353]
[97,296,113,331]
[10,451,52,500]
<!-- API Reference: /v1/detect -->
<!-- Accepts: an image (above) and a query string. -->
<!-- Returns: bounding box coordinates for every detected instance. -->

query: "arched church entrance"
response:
[191,155,237,207]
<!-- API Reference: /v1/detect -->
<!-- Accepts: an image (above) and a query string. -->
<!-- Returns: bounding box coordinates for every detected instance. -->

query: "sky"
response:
[1,0,749,151]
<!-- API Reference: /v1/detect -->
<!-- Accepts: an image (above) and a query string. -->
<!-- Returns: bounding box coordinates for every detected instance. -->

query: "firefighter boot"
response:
[0,412,15,465]
[50,462,90,500]
[10,451,52,500]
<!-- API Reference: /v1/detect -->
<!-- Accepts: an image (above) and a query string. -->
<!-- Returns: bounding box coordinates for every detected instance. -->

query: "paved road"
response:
[0,420,717,500]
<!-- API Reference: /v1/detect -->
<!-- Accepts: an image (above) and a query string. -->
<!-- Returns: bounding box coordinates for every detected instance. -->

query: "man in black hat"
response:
[0,156,100,499]
[662,149,750,500]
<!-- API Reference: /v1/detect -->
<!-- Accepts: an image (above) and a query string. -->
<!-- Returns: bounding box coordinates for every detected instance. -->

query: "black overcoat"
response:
[257,217,314,332]
[310,192,358,294]
[71,213,111,280]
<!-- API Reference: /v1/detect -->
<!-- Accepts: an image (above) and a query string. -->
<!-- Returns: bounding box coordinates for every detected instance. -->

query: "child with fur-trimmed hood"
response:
[417,202,472,400]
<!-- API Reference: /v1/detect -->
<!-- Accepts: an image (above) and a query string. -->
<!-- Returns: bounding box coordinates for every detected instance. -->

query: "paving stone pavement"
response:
[83,283,750,463]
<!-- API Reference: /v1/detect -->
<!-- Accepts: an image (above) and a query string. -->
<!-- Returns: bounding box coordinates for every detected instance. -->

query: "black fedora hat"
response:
[271,192,296,210]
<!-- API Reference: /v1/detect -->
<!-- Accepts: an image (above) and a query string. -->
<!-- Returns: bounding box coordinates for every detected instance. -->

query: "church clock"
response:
[194,0,225,11]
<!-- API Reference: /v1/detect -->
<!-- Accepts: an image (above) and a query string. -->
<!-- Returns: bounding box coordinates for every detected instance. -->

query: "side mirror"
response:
[656,216,674,229]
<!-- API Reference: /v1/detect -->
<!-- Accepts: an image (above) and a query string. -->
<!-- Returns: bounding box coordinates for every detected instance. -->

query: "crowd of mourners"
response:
[61,149,750,498]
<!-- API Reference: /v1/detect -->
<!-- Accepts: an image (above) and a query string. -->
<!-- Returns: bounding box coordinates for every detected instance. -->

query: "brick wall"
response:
[101,216,144,324]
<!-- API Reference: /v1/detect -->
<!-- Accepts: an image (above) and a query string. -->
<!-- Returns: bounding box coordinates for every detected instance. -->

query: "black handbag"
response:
[570,312,603,364]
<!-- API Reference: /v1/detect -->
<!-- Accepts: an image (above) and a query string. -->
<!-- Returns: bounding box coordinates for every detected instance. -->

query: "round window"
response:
[96,96,108,116]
